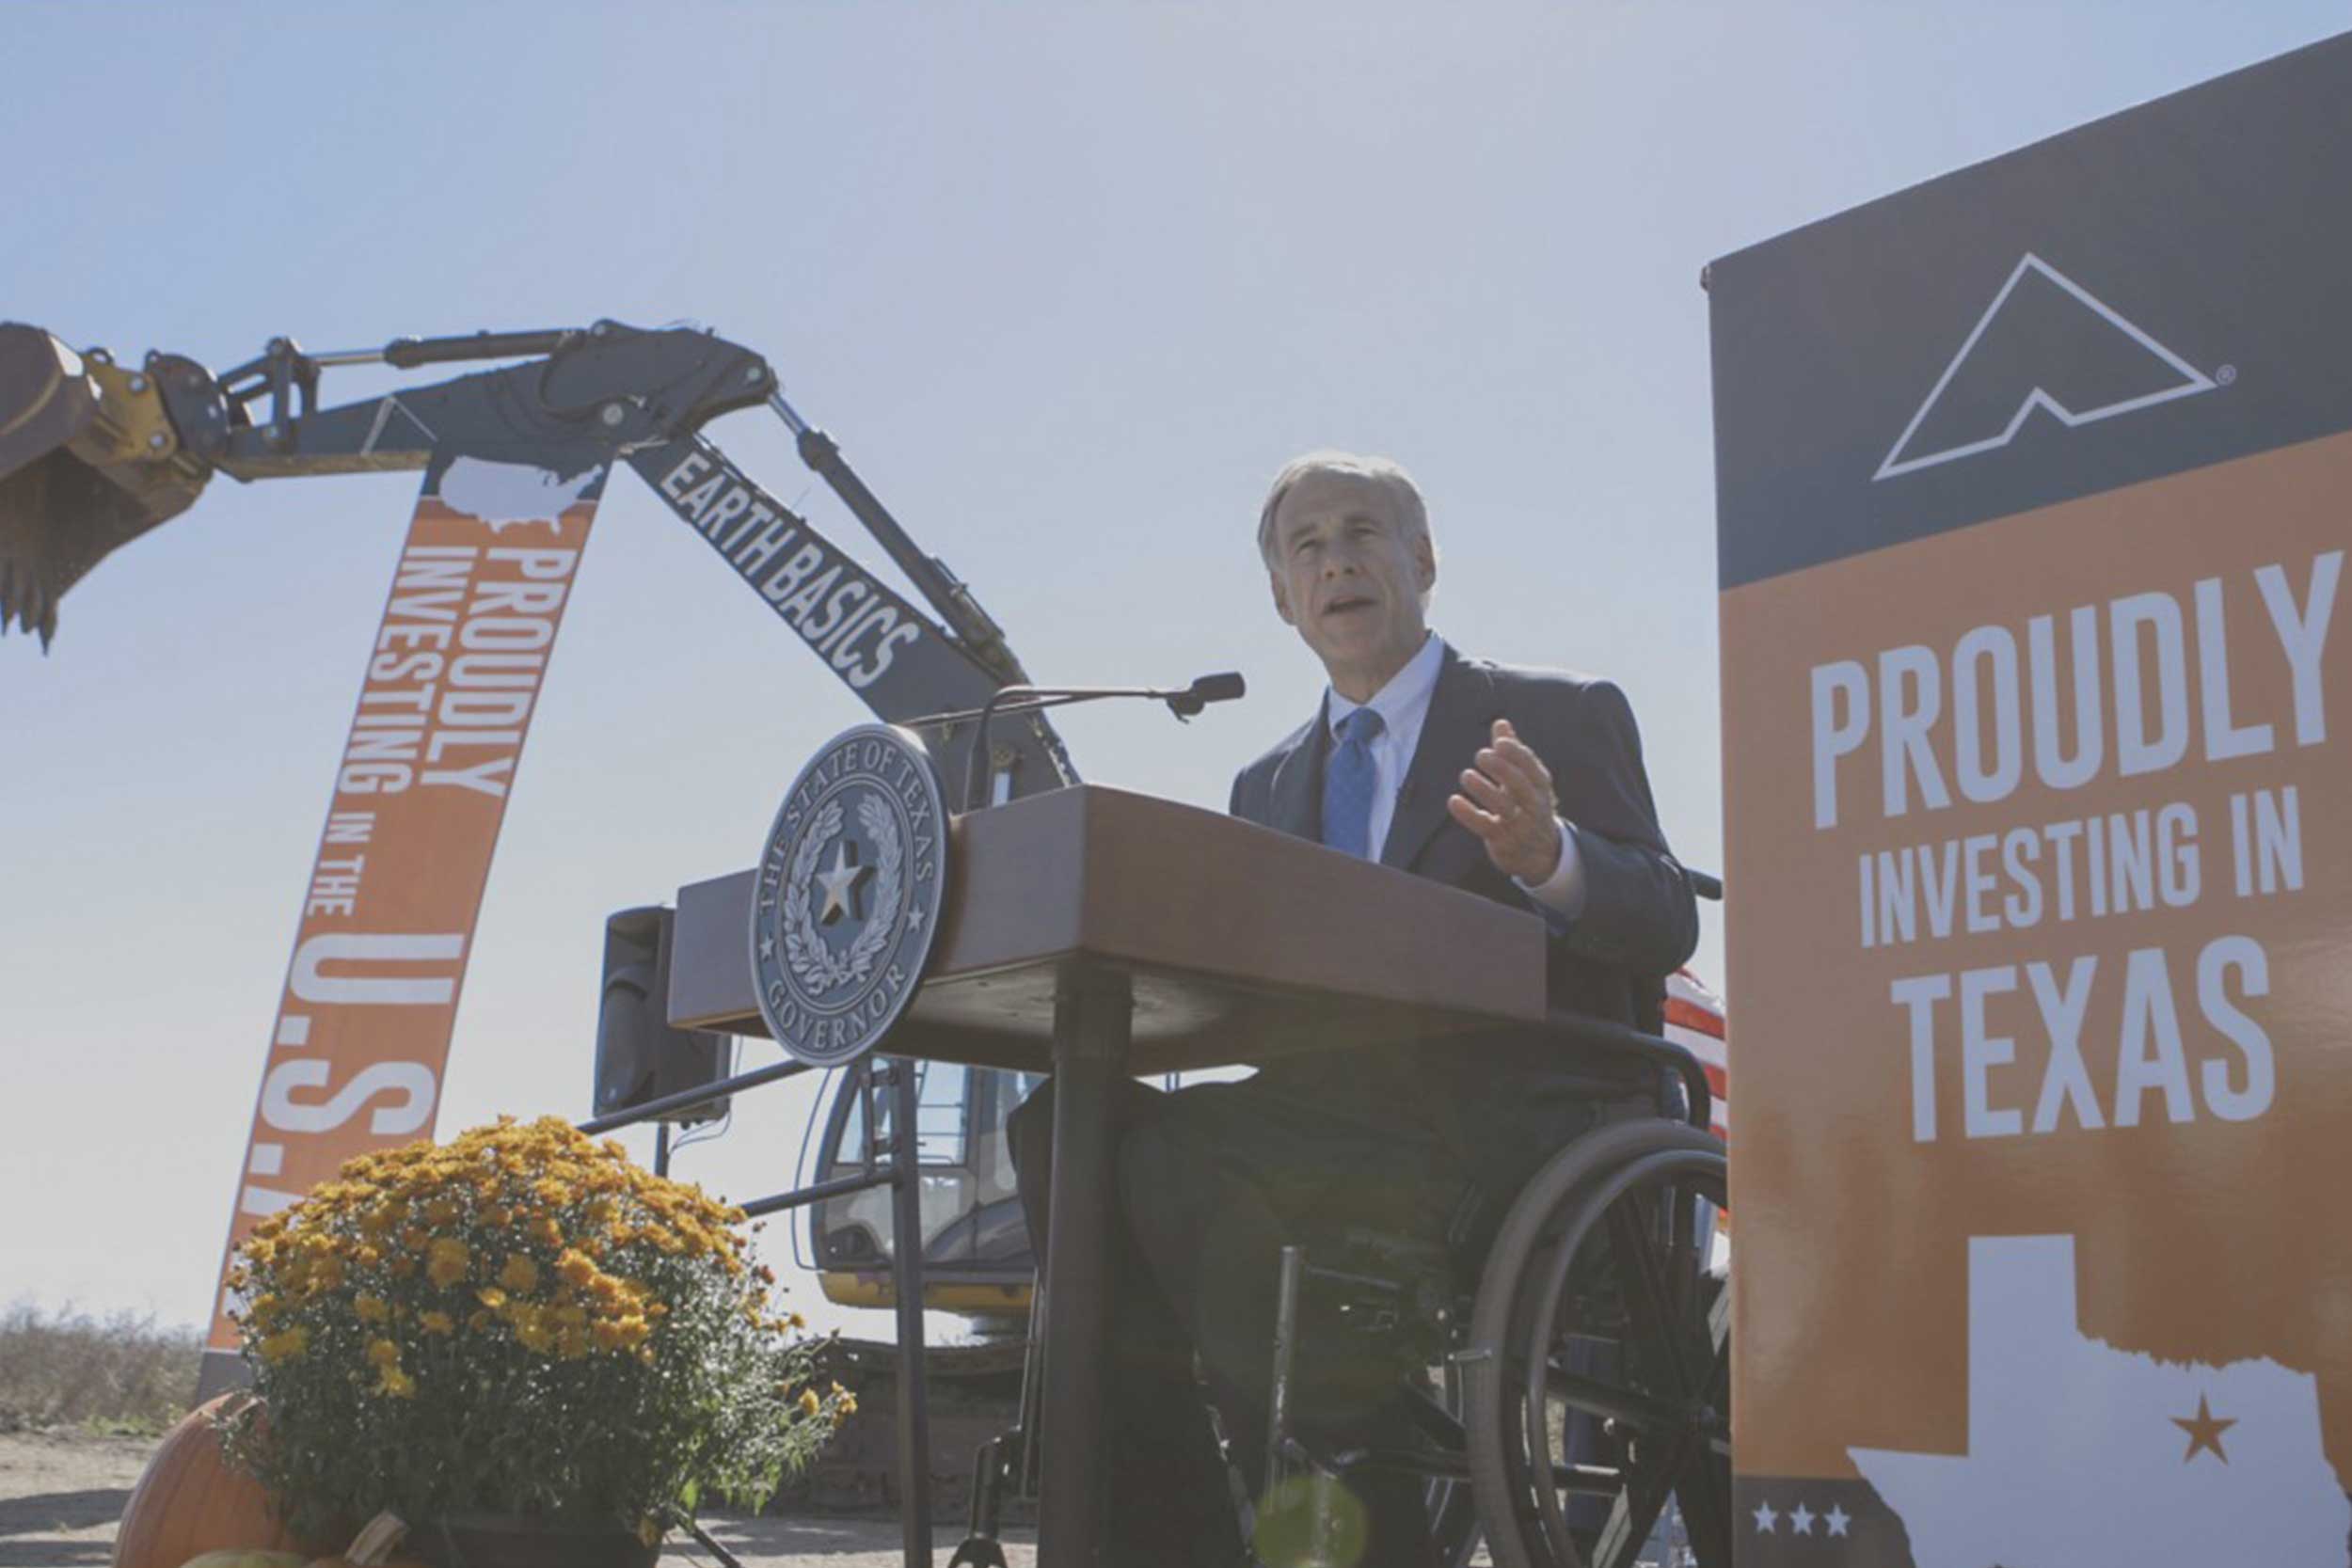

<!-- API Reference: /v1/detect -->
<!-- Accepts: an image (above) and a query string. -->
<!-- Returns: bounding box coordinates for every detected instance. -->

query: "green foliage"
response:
[222,1117,851,1540]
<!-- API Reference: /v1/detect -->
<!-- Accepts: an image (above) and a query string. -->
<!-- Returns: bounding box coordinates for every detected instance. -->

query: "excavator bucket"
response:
[0,323,210,649]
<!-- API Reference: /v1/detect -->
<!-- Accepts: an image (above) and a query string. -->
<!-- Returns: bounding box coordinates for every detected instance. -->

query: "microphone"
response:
[906,672,1248,811]
[1163,671,1247,719]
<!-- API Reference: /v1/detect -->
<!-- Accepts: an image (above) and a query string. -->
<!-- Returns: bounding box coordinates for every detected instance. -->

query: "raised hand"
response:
[1446,718,1565,882]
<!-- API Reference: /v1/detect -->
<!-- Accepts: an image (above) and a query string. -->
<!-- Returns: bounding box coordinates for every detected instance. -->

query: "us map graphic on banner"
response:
[1709,33,2352,1568]
[200,452,604,1374]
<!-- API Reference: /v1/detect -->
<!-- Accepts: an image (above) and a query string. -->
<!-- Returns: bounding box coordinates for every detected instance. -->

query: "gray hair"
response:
[1255,450,1436,570]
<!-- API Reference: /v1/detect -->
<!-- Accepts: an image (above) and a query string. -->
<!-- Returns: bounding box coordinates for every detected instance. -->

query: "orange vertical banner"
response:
[1709,34,2352,1562]
[201,454,604,1372]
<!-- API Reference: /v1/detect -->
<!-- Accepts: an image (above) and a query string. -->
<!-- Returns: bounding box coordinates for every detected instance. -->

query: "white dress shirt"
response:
[1324,633,1588,921]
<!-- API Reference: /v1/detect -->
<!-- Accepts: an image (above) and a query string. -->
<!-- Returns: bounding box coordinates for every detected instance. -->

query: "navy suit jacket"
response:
[1227,645,1697,1189]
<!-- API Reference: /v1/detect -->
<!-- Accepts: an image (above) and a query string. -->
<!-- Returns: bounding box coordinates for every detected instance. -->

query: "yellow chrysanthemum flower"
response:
[499,1255,539,1294]
[258,1326,310,1363]
[426,1238,470,1288]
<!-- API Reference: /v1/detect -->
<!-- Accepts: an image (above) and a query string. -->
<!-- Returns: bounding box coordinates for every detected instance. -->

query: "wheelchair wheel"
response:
[1423,1358,1480,1568]
[1461,1118,1730,1568]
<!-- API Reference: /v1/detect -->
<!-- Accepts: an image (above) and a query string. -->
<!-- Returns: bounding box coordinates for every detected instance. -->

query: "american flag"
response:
[1662,968,1728,1145]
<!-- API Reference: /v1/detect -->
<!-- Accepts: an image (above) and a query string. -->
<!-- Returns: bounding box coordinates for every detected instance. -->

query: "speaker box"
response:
[594,905,730,1125]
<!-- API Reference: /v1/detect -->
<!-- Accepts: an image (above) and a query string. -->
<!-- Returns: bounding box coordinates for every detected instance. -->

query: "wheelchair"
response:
[953,1008,1730,1568]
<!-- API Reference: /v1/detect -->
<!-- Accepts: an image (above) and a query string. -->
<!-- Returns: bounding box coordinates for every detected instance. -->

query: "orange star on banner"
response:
[2172,1394,2236,1464]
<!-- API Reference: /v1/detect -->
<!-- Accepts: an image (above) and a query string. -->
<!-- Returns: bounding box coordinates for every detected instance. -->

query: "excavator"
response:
[1,317,1729,1515]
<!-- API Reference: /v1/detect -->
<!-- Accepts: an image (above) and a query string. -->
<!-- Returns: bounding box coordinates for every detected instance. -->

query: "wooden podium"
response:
[670,784,1548,1566]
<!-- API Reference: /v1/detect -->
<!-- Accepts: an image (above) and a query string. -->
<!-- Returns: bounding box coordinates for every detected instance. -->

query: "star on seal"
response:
[814,841,874,925]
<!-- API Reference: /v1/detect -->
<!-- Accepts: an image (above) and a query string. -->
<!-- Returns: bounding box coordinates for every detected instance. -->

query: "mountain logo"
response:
[1875,253,2218,482]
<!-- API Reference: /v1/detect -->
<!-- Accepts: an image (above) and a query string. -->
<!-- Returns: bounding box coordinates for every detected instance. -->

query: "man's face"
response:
[1265,471,1436,695]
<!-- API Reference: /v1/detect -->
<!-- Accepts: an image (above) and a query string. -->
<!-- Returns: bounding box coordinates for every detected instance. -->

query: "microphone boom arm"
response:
[910,673,1247,812]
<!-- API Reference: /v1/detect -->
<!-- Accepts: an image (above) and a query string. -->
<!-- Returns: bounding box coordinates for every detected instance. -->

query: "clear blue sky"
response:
[5,1,2342,1338]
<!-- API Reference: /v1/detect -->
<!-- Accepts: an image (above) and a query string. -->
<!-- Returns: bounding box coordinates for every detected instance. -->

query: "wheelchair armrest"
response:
[1537,1008,1714,1134]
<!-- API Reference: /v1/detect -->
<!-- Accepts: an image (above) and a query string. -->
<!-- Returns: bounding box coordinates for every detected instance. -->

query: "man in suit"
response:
[1009,451,1696,1567]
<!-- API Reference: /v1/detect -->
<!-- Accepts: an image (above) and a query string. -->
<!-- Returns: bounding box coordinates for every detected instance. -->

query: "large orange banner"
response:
[202,454,603,1371]
[1709,34,2352,1565]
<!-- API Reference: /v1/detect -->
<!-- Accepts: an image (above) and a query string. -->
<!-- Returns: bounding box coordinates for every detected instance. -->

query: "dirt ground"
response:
[0,1431,1036,1568]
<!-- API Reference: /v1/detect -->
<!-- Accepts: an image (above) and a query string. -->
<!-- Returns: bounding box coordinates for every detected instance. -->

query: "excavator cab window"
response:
[807,1063,1041,1321]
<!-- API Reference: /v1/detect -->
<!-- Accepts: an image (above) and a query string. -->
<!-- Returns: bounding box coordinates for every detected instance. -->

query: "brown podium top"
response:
[668,784,1547,1076]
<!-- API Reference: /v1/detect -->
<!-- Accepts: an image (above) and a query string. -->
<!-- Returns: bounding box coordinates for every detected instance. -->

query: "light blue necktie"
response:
[1321,706,1386,859]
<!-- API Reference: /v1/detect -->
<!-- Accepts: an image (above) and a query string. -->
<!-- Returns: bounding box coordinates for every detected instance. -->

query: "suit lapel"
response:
[1266,697,1329,843]
[1381,647,1500,869]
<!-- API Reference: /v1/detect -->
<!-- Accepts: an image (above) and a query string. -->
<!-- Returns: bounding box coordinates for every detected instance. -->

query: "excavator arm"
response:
[8,315,1110,1379]
[0,317,1075,797]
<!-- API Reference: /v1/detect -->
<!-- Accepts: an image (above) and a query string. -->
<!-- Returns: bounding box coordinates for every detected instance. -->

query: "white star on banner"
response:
[1824,1504,1851,1537]
[1753,1501,1778,1533]
[1789,1503,1817,1535]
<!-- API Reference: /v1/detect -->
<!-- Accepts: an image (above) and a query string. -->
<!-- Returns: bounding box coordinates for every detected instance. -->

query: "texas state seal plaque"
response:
[750,725,949,1067]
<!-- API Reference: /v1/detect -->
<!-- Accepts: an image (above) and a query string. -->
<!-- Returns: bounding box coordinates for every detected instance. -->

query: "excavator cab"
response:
[803,1061,1041,1326]
[0,324,213,647]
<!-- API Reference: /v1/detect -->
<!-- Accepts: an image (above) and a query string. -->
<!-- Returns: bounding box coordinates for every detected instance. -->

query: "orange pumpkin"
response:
[110,1393,315,1568]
